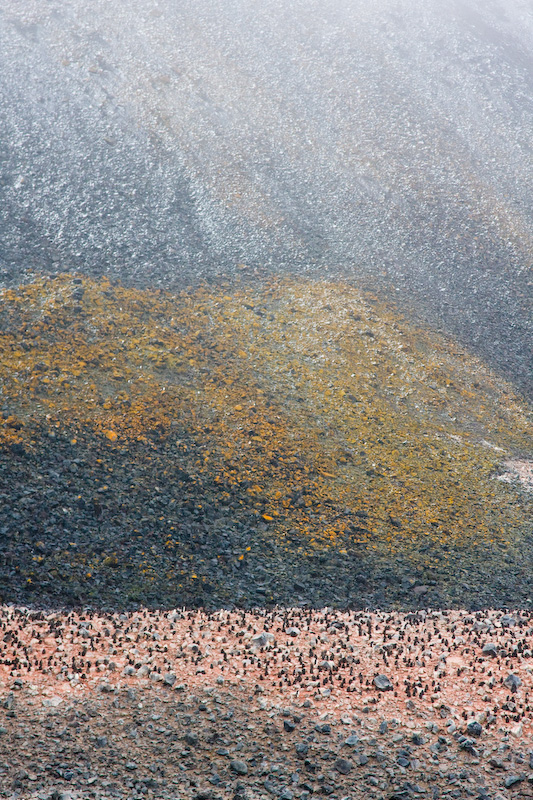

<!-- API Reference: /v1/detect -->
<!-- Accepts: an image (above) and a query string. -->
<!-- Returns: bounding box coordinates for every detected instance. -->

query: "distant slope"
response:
[1,275,531,610]
[0,0,532,397]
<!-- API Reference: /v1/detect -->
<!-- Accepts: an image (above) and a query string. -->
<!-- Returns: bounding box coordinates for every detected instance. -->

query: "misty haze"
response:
[1,0,531,395]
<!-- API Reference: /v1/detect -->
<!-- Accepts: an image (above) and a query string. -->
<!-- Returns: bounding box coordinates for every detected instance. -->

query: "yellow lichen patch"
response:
[0,273,531,569]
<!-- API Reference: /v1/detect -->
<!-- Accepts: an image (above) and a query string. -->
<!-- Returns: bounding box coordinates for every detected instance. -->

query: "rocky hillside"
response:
[1,274,531,611]
[1,0,532,396]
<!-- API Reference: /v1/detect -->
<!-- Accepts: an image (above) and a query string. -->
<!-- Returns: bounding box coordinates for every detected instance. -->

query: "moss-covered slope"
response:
[1,275,531,609]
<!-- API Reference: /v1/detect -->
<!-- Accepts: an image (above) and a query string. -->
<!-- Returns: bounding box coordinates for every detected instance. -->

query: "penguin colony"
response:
[0,605,531,737]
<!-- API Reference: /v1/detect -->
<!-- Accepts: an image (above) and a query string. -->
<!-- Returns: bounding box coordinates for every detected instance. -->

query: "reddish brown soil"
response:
[0,606,532,799]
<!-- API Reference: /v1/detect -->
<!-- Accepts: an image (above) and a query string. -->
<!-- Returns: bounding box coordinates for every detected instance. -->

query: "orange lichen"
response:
[0,273,531,572]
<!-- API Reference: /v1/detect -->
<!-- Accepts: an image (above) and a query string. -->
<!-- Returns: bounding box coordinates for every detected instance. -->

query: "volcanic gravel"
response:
[2,2,533,795]
[1,606,532,799]
[2,427,533,614]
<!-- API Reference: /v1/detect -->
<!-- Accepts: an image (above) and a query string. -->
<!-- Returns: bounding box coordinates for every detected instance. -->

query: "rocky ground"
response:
[2,4,533,794]
[0,606,533,800]
[0,275,532,799]
[2,0,533,400]
[1,274,532,613]
[2,423,532,614]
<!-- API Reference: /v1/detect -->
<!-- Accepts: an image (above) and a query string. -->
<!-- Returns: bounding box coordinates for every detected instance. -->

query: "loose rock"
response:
[374,674,393,691]
[335,758,352,775]
[230,760,248,776]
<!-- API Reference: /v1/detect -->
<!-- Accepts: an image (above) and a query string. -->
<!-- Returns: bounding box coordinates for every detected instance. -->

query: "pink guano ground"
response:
[1,606,532,739]
[498,460,533,492]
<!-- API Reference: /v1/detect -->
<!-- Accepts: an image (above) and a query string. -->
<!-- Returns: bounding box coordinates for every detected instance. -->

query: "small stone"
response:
[125,762,138,771]
[251,632,275,649]
[458,737,476,754]
[96,736,108,747]
[379,721,388,734]
[295,742,309,756]
[335,758,352,775]
[358,754,369,766]
[280,790,294,800]
[501,615,516,627]
[230,760,248,776]
[185,731,199,746]
[529,752,533,770]
[373,674,393,691]
[504,776,524,789]
[315,723,331,734]
[163,672,176,686]
[284,720,296,732]
[412,733,425,745]
[42,696,63,708]
[466,721,482,738]
[503,674,522,691]
[286,627,301,637]
[344,734,360,746]
[482,643,498,657]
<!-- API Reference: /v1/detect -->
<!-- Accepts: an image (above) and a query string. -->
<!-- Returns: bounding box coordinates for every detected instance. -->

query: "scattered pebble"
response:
[0,604,531,798]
